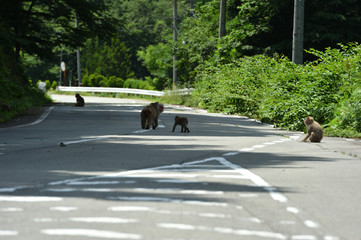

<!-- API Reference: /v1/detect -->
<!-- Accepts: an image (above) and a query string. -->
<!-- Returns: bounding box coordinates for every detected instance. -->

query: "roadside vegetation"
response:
[1,0,360,138]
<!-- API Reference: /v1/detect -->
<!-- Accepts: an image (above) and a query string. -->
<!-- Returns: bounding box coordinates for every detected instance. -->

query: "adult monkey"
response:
[140,102,164,129]
[301,116,323,142]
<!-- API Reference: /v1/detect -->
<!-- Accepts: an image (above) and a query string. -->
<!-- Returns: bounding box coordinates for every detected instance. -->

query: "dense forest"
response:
[1,0,361,137]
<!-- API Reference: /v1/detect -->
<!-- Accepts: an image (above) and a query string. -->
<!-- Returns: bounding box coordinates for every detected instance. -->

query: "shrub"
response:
[123,78,154,90]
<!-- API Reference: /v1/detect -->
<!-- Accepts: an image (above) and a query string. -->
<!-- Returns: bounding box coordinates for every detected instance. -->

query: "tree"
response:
[81,36,134,80]
[0,0,116,60]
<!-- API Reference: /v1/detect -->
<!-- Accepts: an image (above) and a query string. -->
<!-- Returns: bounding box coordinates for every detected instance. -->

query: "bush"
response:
[102,76,124,87]
[45,80,51,90]
[123,78,154,90]
[193,43,361,135]
[51,81,57,90]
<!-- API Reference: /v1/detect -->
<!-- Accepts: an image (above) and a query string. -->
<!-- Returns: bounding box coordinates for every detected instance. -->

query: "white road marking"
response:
[287,207,300,214]
[0,230,18,236]
[0,196,62,202]
[70,217,138,223]
[157,224,287,239]
[62,137,108,145]
[50,206,78,212]
[2,106,54,129]
[108,206,154,212]
[41,229,141,239]
[0,207,23,212]
[291,235,317,240]
[66,181,121,185]
[304,220,320,228]
[0,186,28,192]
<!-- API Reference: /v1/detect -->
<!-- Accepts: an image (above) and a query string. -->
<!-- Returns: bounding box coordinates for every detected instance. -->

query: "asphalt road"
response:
[0,94,360,240]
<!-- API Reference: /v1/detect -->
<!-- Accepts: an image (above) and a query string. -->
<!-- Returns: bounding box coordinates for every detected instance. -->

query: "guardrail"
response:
[57,86,193,97]
[58,86,164,97]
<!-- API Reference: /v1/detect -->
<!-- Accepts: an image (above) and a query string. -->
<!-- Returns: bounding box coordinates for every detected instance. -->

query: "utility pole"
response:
[292,0,305,65]
[219,0,226,38]
[173,0,177,89]
[75,12,82,85]
[190,0,194,16]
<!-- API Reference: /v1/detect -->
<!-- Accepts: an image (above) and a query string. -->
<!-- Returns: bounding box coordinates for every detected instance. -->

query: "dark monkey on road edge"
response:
[302,116,323,142]
[140,102,164,129]
[172,115,190,133]
[75,94,85,107]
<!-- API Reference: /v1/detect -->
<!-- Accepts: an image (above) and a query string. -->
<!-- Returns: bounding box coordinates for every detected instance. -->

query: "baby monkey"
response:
[302,116,323,142]
[172,115,190,133]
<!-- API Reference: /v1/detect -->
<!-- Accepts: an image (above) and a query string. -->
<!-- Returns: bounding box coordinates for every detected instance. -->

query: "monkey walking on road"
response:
[302,116,323,142]
[140,102,164,129]
[172,115,190,133]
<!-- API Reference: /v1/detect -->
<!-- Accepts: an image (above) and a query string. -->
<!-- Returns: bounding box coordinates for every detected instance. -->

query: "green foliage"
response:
[0,0,117,59]
[123,79,154,90]
[137,43,172,90]
[194,55,269,116]
[51,81,58,90]
[0,47,50,123]
[82,73,124,88]
[45,80,51,91]
[82,36,134,80]
[193,43,361,136]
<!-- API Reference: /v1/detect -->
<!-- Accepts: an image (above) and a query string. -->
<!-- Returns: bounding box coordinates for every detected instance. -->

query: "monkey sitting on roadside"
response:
[301,116,323,142]
[140,102,164,129]
[172,115,190,133]
[74,94,85,107]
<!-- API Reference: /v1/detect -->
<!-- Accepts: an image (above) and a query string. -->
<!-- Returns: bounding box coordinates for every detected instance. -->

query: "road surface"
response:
[0,94,360,240]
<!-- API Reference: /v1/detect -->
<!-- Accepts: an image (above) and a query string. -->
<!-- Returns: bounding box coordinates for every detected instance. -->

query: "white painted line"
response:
[304,220,320,228]
[0,230,18,236]
[132,129,151,134]
[50,206,78,212]
[62,137,108,145]
[0,196,62,202]
[183,200,228,207]
[108,196,182,202]
[215,157,288,203]
[157,224,287,239]
[41,229,141,239]
[291,235,317,240]
[239,193,258,198]
[0,186,28,192]
[44,188,113,192]
[66,181,120,185]
[214,227,287,239]
[0,207,23,212]
[3,106,54,129]
[70,217,138,224]
[108,206,154,212]
[324,236,340,240]
[34,218,54,223]
[287,207,300,214]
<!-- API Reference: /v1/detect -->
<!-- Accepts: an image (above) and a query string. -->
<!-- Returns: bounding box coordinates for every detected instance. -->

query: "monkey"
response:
[140,102,164,129]
[301,116,323,142]
[74,94,85,107]
[172,115,190,133]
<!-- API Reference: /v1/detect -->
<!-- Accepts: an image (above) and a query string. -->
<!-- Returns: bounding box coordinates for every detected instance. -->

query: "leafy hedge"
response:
[82,73,124,88]
[193,43,361,137]
[0,48,51,123]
